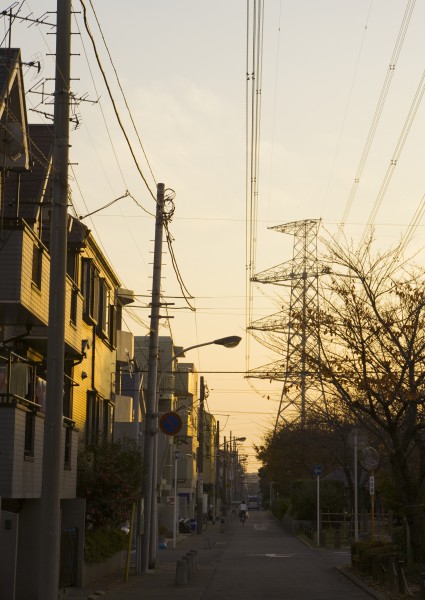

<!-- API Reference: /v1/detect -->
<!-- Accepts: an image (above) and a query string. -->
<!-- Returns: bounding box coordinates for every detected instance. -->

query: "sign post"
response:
[314,465,322,547]
[361,446,379,541]
[173,448,180,550]
[369,473,375,540]
[348,427,368,541]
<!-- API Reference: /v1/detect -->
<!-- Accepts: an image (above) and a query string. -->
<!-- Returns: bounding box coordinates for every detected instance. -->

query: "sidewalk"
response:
[63,518,236,600]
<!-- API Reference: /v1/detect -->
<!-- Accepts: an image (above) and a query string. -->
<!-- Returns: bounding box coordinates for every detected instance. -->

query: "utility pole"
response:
[223,435,227,510]
[141,183,165,572]
[39,2,71,599]
[213,419,219,521]
[197,376,205,534]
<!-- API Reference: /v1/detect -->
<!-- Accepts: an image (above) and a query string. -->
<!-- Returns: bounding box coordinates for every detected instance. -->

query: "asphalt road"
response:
[200,510,376,600]
[66,510,384,600]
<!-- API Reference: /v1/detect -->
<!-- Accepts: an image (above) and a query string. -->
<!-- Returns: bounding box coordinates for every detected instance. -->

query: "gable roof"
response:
[0,48,30,170]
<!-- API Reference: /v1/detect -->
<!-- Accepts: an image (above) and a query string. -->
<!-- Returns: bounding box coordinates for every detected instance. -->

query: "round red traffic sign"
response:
[159,411,183,436]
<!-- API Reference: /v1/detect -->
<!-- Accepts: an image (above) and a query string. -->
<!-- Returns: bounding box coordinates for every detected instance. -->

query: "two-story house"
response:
[0,48,135,599]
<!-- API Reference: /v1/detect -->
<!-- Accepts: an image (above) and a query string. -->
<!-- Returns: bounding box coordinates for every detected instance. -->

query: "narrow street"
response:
[199,510,377,600]
[67,510,388,600]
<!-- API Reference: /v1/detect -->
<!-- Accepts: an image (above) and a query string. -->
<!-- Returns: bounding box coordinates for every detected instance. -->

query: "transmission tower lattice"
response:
[248,219,328,431]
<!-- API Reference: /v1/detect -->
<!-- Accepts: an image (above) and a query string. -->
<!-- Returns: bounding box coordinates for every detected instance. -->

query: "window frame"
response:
[24,410,35,458]
[97,278,110,339]
[81,258,99,324]
[31,243,42,289]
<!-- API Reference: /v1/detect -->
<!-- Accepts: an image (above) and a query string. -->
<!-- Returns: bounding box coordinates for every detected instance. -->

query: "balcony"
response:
[0,355,78,499]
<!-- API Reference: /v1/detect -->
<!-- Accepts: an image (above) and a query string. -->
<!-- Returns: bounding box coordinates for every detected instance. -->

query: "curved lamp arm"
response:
[158,335,242,386]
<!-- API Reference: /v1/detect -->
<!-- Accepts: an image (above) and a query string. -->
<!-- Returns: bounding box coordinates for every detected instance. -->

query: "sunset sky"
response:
[7,0,425,470]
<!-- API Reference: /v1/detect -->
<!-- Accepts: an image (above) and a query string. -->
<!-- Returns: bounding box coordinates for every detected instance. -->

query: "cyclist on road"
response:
[239,500,248,523]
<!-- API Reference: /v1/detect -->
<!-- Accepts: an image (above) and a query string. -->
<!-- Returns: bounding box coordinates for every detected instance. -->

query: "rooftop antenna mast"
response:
[248,219,327,431]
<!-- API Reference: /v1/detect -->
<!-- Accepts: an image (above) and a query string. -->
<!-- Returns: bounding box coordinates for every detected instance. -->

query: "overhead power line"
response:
[338,0,417,231]
[78,0,156,201]
[360,68,425,246]
[86,0,157,187]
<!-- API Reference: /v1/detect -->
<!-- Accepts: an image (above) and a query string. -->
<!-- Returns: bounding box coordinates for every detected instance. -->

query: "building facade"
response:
[0,48,133,599]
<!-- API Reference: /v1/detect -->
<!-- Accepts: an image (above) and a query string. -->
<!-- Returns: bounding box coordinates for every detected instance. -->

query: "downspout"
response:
[91,324,96,390]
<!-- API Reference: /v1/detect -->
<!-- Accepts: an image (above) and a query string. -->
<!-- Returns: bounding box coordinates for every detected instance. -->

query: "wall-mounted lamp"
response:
[81,339,90,356]
[81,371,88,380]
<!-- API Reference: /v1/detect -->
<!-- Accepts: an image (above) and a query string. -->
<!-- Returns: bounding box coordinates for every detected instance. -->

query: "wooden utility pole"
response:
[39,1,71,598]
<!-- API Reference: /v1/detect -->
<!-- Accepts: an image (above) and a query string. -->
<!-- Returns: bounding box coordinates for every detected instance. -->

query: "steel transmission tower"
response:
[248,219,328,431]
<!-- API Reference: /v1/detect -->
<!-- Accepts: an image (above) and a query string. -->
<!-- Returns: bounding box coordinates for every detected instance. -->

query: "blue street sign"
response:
[159,411,183,435]
[313,465,322,477]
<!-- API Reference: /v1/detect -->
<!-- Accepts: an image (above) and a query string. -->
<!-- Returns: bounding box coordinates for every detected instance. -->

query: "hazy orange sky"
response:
[8,0,425,470]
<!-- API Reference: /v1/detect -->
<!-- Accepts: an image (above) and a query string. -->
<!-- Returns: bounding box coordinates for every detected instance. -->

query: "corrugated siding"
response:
[20,412,44,497]
[0,405,77,498]
[0,407,16,494]
[72,382,86,440]
[20,230,50,324]
[0,406,43,498]
[0,230,23,300]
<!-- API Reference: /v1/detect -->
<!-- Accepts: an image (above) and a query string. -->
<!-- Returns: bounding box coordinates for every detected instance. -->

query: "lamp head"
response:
[213,335,242,348]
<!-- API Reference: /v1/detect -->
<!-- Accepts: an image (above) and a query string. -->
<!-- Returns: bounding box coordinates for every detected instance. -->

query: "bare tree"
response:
[312,236,425,560]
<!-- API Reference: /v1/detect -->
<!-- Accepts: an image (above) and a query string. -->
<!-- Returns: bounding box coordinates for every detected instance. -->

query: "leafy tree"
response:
[290,479,345,520]
[256,417,352,495]
[308,237,425,561]
[77,437,143,530]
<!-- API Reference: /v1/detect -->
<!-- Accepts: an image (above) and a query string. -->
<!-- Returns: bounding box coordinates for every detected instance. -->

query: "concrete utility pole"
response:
[141,183,165,572]
[197,376,205,534]
[39,2,71,599]
[213,419,219,521]
[223,435,227,509]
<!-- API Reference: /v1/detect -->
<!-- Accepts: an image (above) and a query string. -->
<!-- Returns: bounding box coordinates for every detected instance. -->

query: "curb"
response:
[336,566,396,600]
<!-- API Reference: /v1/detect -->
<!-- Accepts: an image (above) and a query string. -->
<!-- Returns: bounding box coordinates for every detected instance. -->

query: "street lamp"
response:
[141,335,241,572]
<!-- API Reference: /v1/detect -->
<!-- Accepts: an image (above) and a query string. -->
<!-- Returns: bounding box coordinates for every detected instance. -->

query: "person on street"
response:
[239,500,248,522]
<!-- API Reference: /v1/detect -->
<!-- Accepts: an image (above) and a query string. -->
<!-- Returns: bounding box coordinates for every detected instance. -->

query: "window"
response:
[97,279,110,339]
[109,304,117,348]
[81,258,99,324]
[64,427,72,468]
[35,376,46,411]
[86,392,113,445]
[24,411,35,457]
[32,244,42,288]
[86,391,100,445]
[66,251,79,284]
